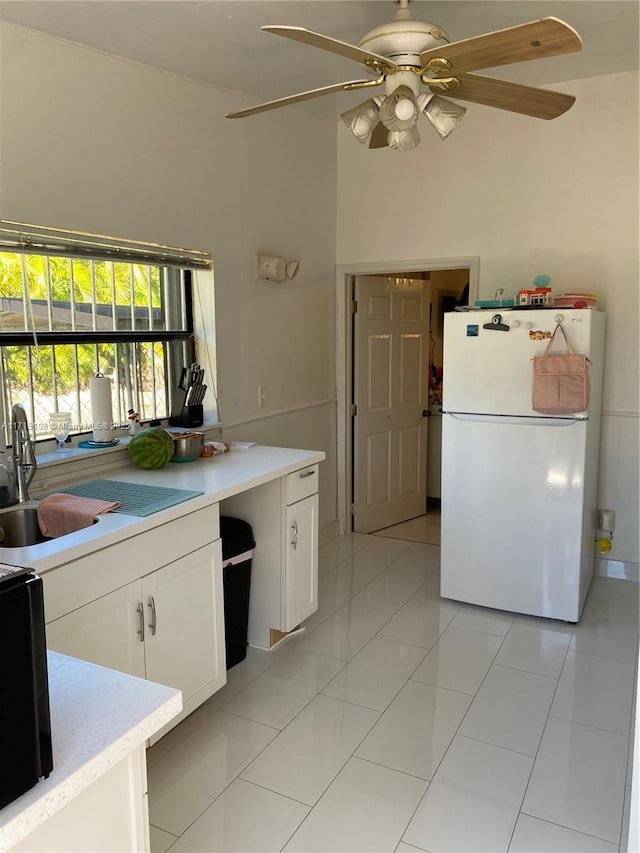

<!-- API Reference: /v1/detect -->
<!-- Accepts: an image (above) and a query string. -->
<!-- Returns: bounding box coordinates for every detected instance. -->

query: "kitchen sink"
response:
[0,507,98,548]
[0,507,100,547]
[0,508,52,547]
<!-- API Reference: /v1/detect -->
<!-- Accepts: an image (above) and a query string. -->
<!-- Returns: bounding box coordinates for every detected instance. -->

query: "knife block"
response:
[187,404,203,427]
[168,405,203,428]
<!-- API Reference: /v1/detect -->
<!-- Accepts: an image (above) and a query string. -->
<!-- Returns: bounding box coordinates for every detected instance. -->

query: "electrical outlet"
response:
[598,508,616,533]
[258,385,268,408]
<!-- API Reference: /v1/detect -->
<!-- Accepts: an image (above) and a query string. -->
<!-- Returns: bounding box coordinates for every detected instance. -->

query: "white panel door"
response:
[353,276,430,533]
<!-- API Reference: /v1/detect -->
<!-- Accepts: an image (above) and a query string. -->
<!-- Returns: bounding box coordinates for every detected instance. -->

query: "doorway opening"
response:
[371,496,443,544]
[335,256,479,536]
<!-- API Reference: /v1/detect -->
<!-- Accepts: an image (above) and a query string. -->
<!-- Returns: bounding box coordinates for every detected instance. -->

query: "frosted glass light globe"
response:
[395,98,416,121]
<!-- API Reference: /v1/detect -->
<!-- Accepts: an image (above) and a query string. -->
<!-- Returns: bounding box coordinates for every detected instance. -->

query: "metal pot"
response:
[170,431,204,462]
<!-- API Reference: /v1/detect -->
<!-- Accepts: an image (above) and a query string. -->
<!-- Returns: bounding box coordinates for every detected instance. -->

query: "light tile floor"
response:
[147,528,638,853]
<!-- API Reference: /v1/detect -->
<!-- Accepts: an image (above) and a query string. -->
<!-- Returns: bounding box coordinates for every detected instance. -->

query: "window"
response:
[0,221,212,446]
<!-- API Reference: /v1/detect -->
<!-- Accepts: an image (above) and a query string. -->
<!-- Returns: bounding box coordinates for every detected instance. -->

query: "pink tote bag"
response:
[532,324,590,414]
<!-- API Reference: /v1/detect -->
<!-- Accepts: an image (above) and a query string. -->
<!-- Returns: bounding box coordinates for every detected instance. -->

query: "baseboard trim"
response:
[594,557,639,583]
[319,520,341,545]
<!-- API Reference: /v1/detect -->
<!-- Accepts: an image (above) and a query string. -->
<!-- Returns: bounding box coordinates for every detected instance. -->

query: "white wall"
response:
[0,22,338,528]
[2,21,638,560]
[337,71,640,570]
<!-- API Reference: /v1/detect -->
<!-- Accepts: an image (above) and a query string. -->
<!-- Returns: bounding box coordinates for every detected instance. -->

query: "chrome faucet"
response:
[11,404,37,502]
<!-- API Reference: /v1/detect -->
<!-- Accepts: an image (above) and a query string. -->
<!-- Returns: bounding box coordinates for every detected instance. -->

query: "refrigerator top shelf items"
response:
[474,299,515,308]
[471,304,598,311]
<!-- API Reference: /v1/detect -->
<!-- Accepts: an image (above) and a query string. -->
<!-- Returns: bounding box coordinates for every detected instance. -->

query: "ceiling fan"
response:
[225,0,582,151]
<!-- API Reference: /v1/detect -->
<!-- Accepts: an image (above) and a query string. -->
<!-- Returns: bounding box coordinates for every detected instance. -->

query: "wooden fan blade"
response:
[369,122,389,149]
[226,79,380,118]
[420,17,582,75]
[262,25,398,73]
[439,73,575,119]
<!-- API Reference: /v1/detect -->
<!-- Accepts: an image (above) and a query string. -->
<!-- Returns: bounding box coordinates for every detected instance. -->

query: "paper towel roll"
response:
[90,374,114,442]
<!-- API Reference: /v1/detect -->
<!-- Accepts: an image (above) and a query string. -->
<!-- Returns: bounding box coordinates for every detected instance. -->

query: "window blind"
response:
[0,220,212,271]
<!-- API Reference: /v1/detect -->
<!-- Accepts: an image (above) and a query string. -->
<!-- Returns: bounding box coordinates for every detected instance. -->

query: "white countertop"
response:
[0,444,325,574]
[0,652,182,852]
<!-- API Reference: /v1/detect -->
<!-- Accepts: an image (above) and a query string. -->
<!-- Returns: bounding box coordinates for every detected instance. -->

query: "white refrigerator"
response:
[440,308,606,622]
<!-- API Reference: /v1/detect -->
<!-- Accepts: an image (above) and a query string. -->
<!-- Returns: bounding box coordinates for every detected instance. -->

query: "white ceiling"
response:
[1,1,638,117]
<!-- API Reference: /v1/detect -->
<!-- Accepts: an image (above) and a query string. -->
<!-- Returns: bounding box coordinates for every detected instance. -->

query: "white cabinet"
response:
[222,464,319,649]
[284,493,318,631]
[46,580,146,679]
[142,542,225,722]
[38,452,323,726]
[45,508,226,739]
[283,465,319,631]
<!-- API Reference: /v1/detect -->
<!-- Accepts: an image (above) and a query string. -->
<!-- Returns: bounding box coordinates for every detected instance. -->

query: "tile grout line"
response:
[388,579,513,848]
[249,545,439,851]
[509,628,575,851]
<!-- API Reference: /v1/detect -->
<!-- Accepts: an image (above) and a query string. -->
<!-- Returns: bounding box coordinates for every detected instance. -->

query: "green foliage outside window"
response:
[0,252,162,395]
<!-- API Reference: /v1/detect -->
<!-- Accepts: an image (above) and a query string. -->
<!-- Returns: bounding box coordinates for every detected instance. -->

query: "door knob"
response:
[422,409,431,417]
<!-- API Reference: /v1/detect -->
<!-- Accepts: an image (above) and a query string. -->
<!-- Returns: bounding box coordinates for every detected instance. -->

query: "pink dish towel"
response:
[37,493,122,538]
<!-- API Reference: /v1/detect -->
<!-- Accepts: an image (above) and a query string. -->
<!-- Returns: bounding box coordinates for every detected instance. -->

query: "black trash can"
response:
[220,516,256,669]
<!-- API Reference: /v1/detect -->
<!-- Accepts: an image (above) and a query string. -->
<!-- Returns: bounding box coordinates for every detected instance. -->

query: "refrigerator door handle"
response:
[444,412,586,427]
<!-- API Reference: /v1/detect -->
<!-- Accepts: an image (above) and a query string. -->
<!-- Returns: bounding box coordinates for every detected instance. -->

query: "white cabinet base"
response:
[11,749,149,853]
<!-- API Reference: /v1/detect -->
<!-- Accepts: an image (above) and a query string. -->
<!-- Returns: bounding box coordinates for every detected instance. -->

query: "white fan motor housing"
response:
[359,19,449,65]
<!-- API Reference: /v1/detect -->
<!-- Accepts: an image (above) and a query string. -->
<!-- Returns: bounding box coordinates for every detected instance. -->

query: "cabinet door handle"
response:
[148,596,157,636]
[137,602,145,642]
[291,520,298,550]
[299,469,315,479]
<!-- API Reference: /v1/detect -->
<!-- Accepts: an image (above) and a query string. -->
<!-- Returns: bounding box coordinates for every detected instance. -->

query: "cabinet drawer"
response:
[285,465,319,505]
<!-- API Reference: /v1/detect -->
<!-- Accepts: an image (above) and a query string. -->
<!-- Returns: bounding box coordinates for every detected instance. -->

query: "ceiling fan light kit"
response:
[226,0,582,152]
[419,93,467,140]
[392,95,418,123]
[341,99,381,144]
[389,127,421,152]
[378,84,419,131]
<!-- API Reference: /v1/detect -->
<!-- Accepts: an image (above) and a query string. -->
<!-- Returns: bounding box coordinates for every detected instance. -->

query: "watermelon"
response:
[128,427,174,469]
